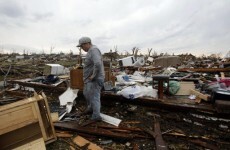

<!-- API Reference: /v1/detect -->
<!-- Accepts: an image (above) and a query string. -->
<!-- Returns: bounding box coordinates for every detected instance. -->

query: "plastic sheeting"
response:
[117,85,157,99]
[169,81,180,95]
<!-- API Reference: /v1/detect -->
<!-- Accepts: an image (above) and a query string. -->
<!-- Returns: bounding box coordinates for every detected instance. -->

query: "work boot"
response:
[80,116,102,127]
[90,116,102,122]
[80,109,93,116]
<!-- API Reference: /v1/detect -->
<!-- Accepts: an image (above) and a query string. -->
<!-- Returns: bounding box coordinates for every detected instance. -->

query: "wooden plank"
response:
[58,75,70,79]
[175,82,195,95]
[195,98,202,103]
[101,92,215,113]
[41,92,57,142]
[73,135,103,150]
[7,80,66,92]
[34,102,48,140]
[0,122,42,149]
[190,89,209,101]
[154,121,168,150]
[54,122,136,139]
[141,121,168,150]
[139,66,163,71]
[177,68,230,73]
[190,139,219,150]
[51,112,59,122]
[0,94,43,112]
[0,103,38,135]
[14,137,46,150]
[56,132,73,138]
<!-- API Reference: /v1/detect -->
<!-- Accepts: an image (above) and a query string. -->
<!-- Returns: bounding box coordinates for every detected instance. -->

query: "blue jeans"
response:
[83,78,104,119]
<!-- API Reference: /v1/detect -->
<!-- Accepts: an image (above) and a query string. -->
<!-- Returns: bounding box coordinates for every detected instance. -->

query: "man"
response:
[77,37,104,121]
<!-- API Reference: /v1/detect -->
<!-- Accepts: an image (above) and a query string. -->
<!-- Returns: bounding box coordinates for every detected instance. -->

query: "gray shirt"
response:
[83,45,105,83]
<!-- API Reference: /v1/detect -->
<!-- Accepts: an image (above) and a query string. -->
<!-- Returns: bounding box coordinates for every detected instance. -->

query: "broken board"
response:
[175,82,195,95]
[73,135,103,150]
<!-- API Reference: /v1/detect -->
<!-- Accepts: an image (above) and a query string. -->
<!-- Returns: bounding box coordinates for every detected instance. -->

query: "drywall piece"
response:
[59,87,79,106]
[100,113,122,127]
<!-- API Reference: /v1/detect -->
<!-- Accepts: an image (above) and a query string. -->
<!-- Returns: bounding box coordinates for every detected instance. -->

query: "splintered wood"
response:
[73,135,103,150]
[190,89,209,101]
[56,132,73,138]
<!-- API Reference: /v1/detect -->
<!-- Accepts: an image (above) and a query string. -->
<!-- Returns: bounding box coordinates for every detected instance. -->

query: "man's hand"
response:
[89,76,93,80]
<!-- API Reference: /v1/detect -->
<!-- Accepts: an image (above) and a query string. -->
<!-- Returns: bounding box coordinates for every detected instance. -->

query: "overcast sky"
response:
[0,0,229,56]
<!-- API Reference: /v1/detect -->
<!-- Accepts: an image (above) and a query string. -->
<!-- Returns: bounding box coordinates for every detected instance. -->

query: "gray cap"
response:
[77,37,91,47]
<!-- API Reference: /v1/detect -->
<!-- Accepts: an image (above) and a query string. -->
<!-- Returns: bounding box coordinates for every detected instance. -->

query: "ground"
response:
[46,94,230,150]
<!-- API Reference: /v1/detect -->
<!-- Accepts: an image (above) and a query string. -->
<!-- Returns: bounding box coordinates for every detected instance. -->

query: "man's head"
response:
[77,37,92,52]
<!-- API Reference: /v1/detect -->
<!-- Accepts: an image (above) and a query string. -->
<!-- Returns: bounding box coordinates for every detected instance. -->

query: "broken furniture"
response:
[152,75,169,99]
[70,67,112,90]
[0,93,56,149]
[70,68,84,90]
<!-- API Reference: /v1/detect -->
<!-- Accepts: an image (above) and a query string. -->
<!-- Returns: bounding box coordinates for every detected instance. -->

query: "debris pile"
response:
[0,52,230,149]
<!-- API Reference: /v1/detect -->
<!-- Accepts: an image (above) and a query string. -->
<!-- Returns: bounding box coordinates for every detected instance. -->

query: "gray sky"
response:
[0,0,229,56]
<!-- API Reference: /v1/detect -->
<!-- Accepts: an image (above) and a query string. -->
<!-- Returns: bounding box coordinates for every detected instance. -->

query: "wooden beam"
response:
[190,139,219,150]
[41,92,57,142]
[101,92,215,113]
[0,94,43,112]
[190,89,210,101]
[154,121,168,150]
[177,68,230,73]
[7,80,66,92]
[54,122,144,140]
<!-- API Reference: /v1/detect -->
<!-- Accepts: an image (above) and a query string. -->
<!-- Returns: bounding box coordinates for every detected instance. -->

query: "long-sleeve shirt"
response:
[83,45,105,83]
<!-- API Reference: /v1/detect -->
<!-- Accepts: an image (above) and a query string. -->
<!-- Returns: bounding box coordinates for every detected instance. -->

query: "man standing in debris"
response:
[77,37,104,121]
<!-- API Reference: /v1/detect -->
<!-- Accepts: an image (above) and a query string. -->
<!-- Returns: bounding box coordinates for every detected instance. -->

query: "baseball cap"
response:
[77,37,91,47]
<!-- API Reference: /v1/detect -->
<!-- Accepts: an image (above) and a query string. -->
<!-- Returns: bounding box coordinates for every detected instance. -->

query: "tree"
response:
[131,47,139,59]
[147,48,152,57]
[225,50,230,58]
[152,50,158,57]
[50,46,55,54]
[69,49,73,55]
[125,50,130,56]
[114,45,118,53]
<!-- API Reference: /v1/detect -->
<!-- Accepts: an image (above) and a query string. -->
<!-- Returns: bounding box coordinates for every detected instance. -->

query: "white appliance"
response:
[118,56,136,67]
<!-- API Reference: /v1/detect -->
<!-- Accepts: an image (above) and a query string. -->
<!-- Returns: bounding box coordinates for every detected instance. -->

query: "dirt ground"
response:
[46,94,230,150]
